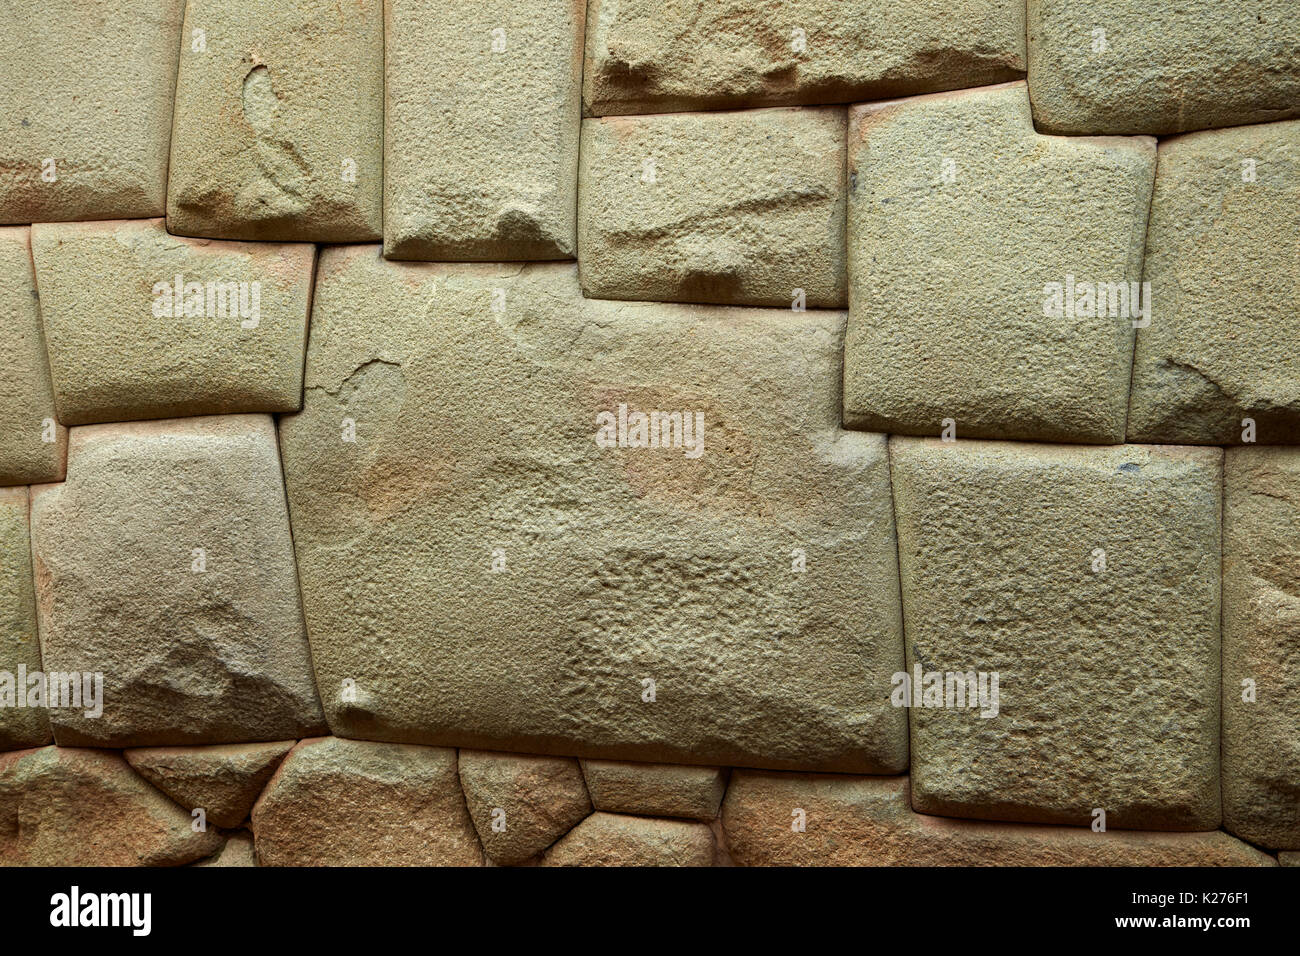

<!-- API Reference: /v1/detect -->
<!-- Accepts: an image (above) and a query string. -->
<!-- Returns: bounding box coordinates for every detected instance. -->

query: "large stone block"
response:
[458,750,591,865]
[0,228,65,486]
[843,82,1155,443]
[166,0,384,242]
[584,0,1026,116]
[1027,0,1300,135]
[723,772,1274,866]
[279,249,906,773]
[383,0,584,260]
[541,812,715,867]
[30,219,313,426]
[1128,121,1300,445]
[578,107,847,307]
[0,488,50,752]
[0,0,184,224]
[890,438,1222,830]
[30,415,326,747]
[124,741,295,828]
[0,746,221,866]
[1223,447,1300,850]
[251,737,482,866]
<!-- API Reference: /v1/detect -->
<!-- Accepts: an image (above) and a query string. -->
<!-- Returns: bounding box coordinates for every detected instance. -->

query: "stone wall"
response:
[0,0,1297,867]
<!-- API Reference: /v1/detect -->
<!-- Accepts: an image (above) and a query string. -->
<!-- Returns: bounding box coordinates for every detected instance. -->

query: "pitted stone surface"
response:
[1027,0,1300,135]
[30,415,326,747]
[166,0,383,242]
[843,82,1155,443]
[723,772,1275,866]
[1128,121,1300,445]
[0,746,221,866]
[279,249,906,773]
[251,737,482,866]
[0,488,50,752]
[125,741,295,828]
[578,107,846,307]
[583,0,1025,116]
[0,227,65,485]
[196,832,257,867]
[542,812,715,866]
[383,0,584,261]
[890,438,1222,830]
[1222,447,1300,850]
[581,759,726,821]
[0,0,185,224]
[458,750,591,865]
[30,219,313,426]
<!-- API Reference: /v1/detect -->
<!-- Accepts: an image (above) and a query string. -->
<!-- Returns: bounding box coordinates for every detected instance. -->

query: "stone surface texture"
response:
[30,415,325,747]
[890,438,1222,830]
[1222,447,1300,850]
[843,82,1155,443]
[0,488,50,752]
[124,741,295,828]
[583,0,1026,116]
[458,750,591,865]
[542,811,716,866]
[1027,0,1300,135]
[582,759,726,820]
[383,0,584,260]
[251,737,482,866]
[579,107,847,307]
[279,250,906,774]
[1128,120,1300,445]
[31,219,313,426]
[167,0,383,241]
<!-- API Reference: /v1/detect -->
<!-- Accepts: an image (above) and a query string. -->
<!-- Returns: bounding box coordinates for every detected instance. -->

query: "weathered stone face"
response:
[30,219,313,426]
[1223,447,1300,850]
[843,82,1155,443]
[578,107,847,307]
[383,0,584,260]
[1281,852,1300,866]
[583,0,1026,116]
[1027,0,1300,135]
[722,772,1275,866]
[279,249,906,773]
[0,228,66,486]
[1128,121,1300,445]
[166,0,383,242]
[30,415,326,747]
[124,741,295,829]
[542,812,716,866]
[250,737,482,866]
[0,488,50,752]
[458,750,591,865]
[890,438,1222,830]
[0,746,221,866]
[581,760,726,821]
[195,832,257,867]
[0,0,184,224]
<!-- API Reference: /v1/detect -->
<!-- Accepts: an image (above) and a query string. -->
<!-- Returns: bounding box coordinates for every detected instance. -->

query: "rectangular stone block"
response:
[30,219,314,426]
[1128,121,1300,445]
[0,0,184,224]
[1223,447,1300,850]
[166,0,384,242]
[30,415,326,747]
[0,488,51,752]
[578,107,847,307]
[383,0,584,260]
[723,772,1274,866]
[843,82,1155,443]
[279,249,906,773]
[583,0,1026,116]
[891,437,1222,830]
[1028,0,1300,135]
[0,227,66,486]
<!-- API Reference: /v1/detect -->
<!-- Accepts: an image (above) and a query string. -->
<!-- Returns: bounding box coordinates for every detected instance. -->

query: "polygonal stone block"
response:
[0,487,50,752]
[279,249,906,773]
[31,219,313,426]
[1128,120,1300,445]
[843,82,1155,443]
[891,437,1222,830]
[578,106,847,307]
[166,0,384,242]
